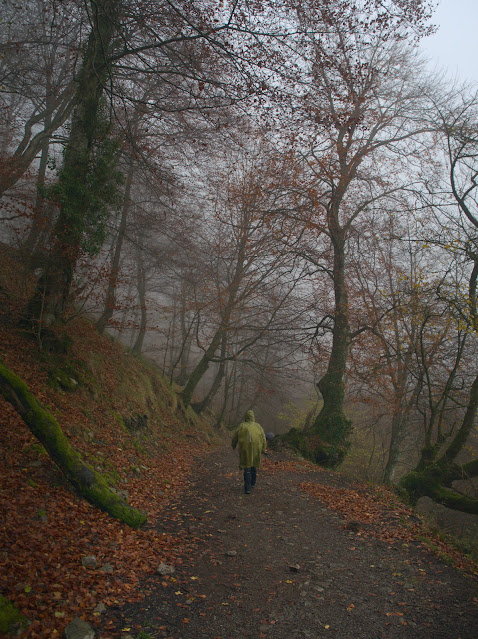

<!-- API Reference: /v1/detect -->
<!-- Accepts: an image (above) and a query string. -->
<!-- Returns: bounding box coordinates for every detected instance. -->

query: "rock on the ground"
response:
[93,603,106,614]
[100,563,114,573]
[62,617,95,639]
[157,562,175,575]
[451,476,478,499]
[81,556,97,569]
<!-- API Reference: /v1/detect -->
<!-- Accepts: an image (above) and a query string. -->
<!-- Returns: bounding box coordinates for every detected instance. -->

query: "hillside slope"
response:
[0,247,224,636]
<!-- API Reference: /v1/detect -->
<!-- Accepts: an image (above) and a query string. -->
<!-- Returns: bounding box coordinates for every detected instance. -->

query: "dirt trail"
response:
[101,447,478,639]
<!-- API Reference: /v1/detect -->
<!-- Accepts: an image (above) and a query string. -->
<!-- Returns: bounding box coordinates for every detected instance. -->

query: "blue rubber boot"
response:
[244,469,252,494]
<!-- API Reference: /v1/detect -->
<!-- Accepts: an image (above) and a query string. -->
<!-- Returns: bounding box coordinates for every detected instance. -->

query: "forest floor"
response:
[99,446,478,639]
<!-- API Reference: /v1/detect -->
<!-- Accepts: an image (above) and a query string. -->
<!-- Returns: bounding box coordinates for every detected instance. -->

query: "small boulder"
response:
[157,562,175,576]
[225,550,237,557]
[62,617,95,639]
[100,564,114,574]
[81,556,97,569]
[451,477,478,499]
[93,603,106,614]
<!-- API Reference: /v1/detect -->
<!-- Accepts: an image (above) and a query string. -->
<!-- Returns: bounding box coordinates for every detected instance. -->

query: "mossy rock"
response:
[0,595,29,634]
[49,368,79,391]
[46,358,97,392]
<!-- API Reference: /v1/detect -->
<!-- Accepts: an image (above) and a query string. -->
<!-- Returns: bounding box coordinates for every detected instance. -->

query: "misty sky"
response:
[420,0,478,84]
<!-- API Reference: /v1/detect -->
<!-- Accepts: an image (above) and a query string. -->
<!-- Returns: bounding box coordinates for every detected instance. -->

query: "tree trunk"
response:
[26,0,118,326]
[132,243,147,355]
[0,360,147,528]
[0,84,76,198]
[176,287,194,386]
[438,371,478,467]
[382,413,406,484]
[401,459,478,516]
[180,326,224,407]
[215,363,232,429]
[96,165,134,334]
[193,333,227,414]
[22,108,54,266]
[181,233,245,407]
[312,219,352,466]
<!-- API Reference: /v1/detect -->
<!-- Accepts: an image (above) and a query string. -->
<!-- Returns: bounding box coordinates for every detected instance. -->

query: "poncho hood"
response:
[244,410,255,422]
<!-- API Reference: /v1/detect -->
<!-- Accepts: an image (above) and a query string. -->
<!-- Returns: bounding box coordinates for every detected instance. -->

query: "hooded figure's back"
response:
[231,410,267,469]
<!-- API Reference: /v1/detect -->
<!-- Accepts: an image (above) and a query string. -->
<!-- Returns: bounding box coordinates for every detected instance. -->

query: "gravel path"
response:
[102,447,478,639]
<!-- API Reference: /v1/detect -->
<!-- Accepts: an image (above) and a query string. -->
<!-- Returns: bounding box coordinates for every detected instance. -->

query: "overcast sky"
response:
[420,0,478,85]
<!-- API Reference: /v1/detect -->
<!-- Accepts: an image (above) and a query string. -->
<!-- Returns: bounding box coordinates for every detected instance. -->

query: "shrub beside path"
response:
[101,447,478,639]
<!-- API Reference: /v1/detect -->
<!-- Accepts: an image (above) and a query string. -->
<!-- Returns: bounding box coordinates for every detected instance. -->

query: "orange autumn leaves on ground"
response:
[299,480,478,576]
[262,456,321,475]
[0,311,214,638]
[0,412,207,638]
[300,481,421,542]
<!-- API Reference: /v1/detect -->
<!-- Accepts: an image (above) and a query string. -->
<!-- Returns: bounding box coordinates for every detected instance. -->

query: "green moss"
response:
[401,467,478,515]
[0,595,29,633]
[311,411,353,468]
[186,405,200,427]
[279,421,351,469]
[280,407,353,469]
[45,356,98,393]
[132,438,145,454]
[26,442,48,456]
[48,367,79,391]
[434,486,478,515]
[400,467,443,504]
[0,359,147,529]
[27,478,38,488]
[280,428,309,458]
[113,411,129,433]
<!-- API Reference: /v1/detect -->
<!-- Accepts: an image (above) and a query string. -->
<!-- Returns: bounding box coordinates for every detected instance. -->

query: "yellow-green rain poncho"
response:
[231,410,267,469]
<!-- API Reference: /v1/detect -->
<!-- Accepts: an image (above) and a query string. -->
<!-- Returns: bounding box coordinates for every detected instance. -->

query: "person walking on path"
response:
[231,410,267,494]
